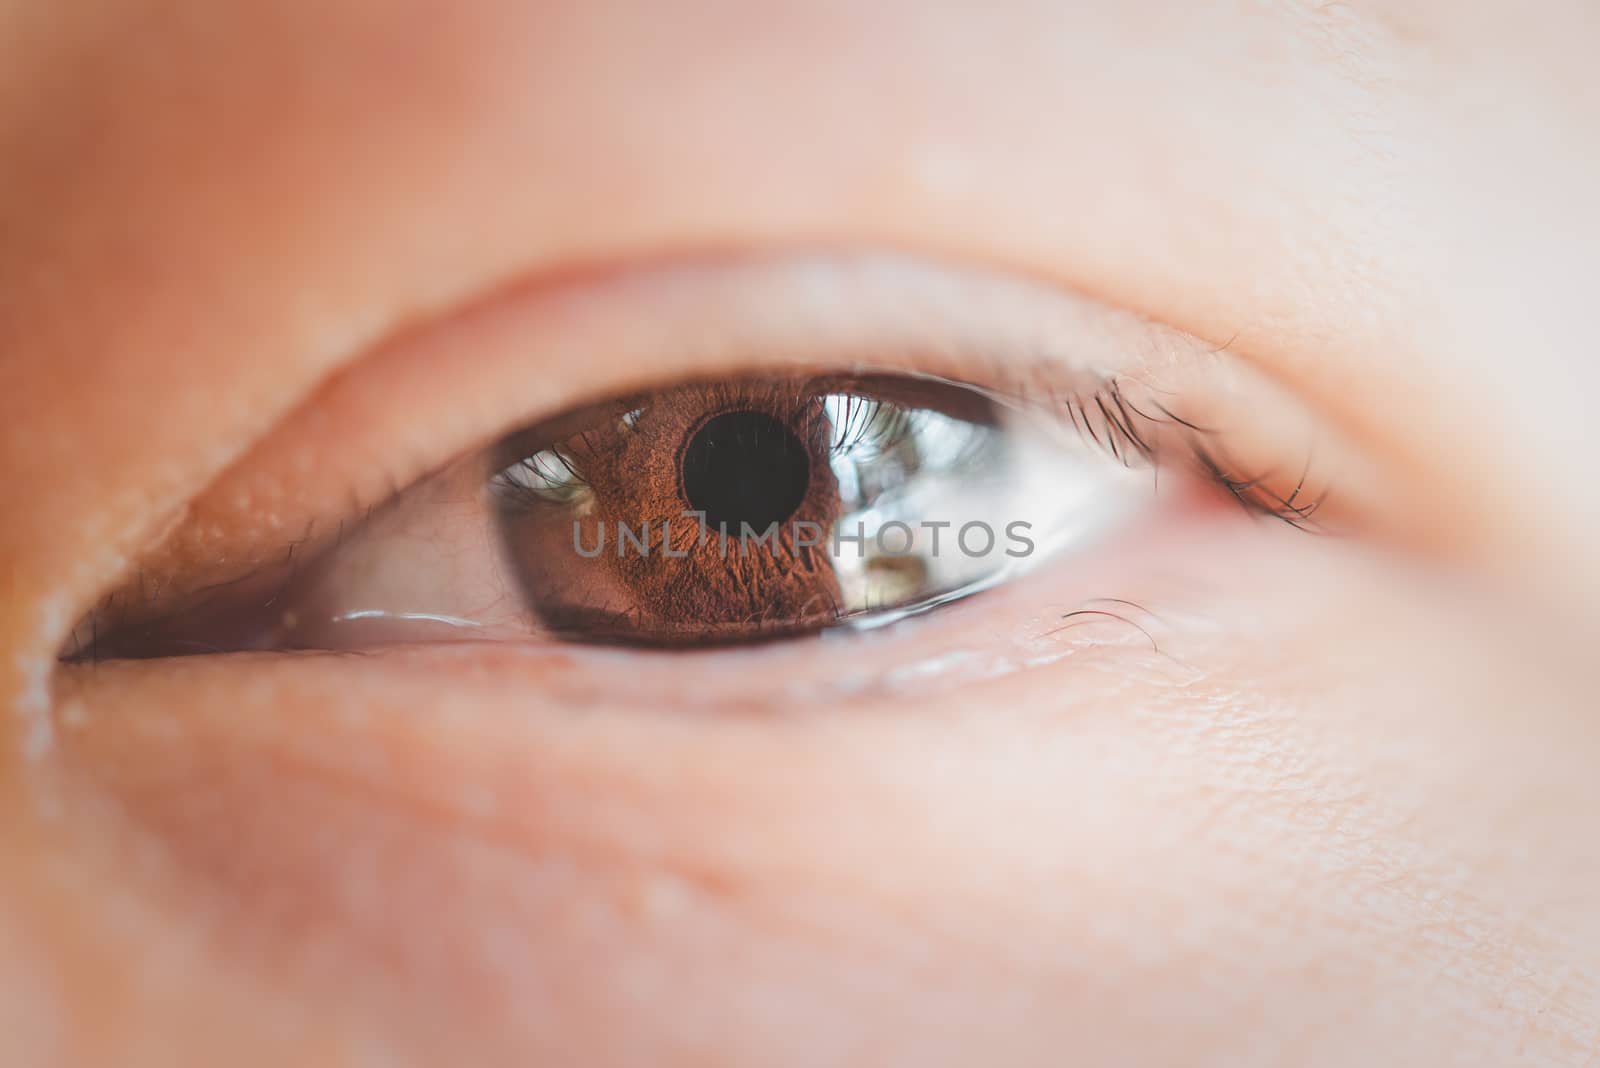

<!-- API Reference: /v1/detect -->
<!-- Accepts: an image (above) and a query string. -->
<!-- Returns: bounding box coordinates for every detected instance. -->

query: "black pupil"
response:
[682,409,810,533]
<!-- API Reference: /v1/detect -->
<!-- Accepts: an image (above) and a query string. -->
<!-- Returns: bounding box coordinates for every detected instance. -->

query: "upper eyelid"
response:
[76,252,1321,626]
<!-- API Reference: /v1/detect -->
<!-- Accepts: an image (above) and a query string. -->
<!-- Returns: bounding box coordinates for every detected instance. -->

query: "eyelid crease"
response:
[58,252,1355,659]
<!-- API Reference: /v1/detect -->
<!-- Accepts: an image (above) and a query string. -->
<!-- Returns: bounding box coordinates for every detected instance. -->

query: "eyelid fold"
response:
[60,252,1360,657]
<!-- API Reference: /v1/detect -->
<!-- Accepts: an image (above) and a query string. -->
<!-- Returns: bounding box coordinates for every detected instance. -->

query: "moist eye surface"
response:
[490,374,1060,646]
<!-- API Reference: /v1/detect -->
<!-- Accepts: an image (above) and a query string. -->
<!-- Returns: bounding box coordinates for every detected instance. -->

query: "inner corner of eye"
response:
[473,372,1145,650]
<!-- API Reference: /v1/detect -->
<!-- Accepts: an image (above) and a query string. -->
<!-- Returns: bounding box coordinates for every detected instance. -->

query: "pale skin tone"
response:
[2,2,1598,1065]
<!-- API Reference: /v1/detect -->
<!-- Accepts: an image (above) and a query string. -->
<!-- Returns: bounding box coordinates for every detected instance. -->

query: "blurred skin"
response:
[2,2,1599,1065]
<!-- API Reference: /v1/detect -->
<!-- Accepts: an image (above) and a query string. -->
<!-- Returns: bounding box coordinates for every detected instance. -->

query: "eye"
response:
[72,370,1150,656]
[61,255,1345,662]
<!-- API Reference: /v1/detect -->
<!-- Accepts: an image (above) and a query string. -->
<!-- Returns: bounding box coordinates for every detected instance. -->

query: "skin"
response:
[2,2,1598,1064]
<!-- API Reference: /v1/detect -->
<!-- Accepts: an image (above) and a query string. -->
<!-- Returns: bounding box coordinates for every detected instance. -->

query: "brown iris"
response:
[493,380,847,645]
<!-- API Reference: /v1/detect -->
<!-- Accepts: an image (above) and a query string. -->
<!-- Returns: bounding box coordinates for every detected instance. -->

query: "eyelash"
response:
[490,375,1325,544]
[826,395,923,457]
[994,370,1331,535]
[1007,376,1330,533]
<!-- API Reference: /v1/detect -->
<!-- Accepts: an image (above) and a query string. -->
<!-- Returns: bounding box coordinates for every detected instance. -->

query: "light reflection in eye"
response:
[826,399,1001,619]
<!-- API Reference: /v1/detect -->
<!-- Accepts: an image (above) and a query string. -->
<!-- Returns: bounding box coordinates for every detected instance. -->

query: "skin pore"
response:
[2,2,1598,1065]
